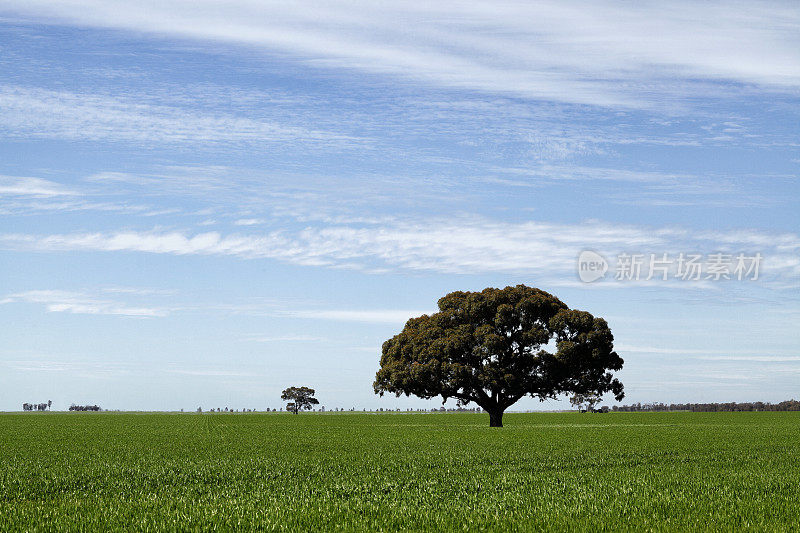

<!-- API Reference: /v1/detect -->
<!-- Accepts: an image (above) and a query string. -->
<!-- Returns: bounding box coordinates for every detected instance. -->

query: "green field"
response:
[1,412,799,531]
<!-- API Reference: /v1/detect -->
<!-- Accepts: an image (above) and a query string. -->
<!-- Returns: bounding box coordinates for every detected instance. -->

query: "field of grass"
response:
[1,411,799,531]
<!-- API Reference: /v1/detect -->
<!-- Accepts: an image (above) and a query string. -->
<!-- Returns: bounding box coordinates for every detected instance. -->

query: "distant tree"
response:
[374,285,624,427]
[281,386,319,414]
[570,392,603,412]
[68,404,101,412]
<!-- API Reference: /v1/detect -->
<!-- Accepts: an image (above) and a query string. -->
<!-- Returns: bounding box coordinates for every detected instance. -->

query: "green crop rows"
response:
[1,412,798,531]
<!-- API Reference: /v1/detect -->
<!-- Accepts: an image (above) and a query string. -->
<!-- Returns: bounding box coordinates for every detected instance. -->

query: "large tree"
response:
[374,285,624,427]
[281,386,319,414]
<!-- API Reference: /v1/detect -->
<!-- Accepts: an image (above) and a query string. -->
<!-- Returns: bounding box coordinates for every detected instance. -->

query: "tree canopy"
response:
[281,386,319,414]
[374,285,624,426]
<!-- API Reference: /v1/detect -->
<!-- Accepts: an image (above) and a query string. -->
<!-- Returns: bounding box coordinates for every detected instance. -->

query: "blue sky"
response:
[0,1,798,411]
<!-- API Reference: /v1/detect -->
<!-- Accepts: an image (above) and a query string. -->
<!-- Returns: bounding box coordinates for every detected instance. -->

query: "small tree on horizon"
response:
[570,392,603,412]
[281,386,319,414]
[374,285,624,427]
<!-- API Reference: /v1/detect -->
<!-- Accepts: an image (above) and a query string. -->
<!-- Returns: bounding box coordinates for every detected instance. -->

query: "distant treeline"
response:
[22,401,51,411]
[613,400,800,412]
[197,407,485,413]
[69,405,101,411]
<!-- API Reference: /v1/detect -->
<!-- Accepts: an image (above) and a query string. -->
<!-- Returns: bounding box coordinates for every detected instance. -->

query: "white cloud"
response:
[0,221,651,273]
[0,85,360,147]
[617,346,800,359]
[101,287,176,295]
[698,355,800,363]
[1,358,129,379]
[0,198,167,216]
[234,218,266,226]
[0,175,76,197]
[1,1,797,107]
[244,335,325,342]
[486,165,786,208]
[1,289,168,317]
[0,287,427,324]
[279,309,431,324]
[1,219,798,284]
[616,345,733,355]
[167,369,255,377]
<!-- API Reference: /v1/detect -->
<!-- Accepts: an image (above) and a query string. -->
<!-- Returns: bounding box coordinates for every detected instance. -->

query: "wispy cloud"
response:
[1,358,131,379]
[100,286,177,296]
[698,355,800,363]
[618,346,800,359]
[182,298,430,324]
[1,218,798,283]
[1,289,168,317]
[616,345,735,355]
[0,198,173,216]
[166,368,256,377]
[1,1,797,108]
[0,175,76,197]
[486,165,787,208]
[278,309,431,324]
[0,85,361,148]
[234,218,266,226]
[0,287,433,325]
[243,335,326,342]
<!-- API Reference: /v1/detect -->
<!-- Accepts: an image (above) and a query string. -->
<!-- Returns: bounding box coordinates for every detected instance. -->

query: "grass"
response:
[1,411,799,531]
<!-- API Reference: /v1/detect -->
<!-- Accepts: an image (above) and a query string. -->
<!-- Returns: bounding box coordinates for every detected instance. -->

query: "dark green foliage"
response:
[281,386,319,414]
[374,285,624,426]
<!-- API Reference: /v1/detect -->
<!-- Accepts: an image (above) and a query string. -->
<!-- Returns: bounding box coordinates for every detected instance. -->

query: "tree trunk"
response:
[488,409,504,427]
